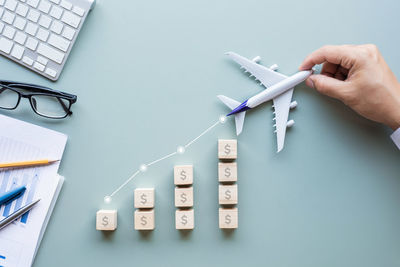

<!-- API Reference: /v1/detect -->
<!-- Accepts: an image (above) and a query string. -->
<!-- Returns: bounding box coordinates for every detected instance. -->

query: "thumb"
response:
[307,74,348,100]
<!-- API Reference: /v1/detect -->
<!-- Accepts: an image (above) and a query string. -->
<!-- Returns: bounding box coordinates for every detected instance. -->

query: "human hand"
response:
[299,44,400,130]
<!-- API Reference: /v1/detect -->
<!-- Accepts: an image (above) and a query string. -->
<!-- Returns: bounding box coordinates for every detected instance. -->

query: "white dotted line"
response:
[103,115,228,204]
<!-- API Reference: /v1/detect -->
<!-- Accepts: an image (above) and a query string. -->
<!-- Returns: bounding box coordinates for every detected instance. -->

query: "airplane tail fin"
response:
[217,95,246,135]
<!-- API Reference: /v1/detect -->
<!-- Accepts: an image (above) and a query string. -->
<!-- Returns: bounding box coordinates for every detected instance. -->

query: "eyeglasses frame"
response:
[0,80,77,119]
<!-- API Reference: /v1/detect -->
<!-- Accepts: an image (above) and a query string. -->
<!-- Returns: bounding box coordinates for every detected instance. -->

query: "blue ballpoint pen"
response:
[0,186,26,206]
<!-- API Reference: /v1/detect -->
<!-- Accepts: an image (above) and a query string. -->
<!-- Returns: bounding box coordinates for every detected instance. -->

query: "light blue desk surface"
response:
[1,0,400,266]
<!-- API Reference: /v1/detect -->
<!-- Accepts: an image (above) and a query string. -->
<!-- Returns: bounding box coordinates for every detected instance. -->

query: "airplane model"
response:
[218,52,313,152]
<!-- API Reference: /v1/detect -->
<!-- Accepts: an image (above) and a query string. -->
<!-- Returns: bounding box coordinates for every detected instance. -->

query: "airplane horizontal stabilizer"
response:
[217,95,246,135]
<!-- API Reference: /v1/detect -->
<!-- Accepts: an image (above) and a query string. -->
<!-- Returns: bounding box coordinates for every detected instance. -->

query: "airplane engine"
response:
[269,64,278,71]
[252,56,261,63]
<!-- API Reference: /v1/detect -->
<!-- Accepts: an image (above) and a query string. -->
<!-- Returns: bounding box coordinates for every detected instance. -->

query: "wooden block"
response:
[96,210,117,231]
[218,162,237,182]
[134,209,155,230]
[219,207,238,229]
[134,188,155,209]
[218,139,237,160]
[175,186,194,208]
[219,184,238,205]
[174,165,193,185]
[176,209,194,230]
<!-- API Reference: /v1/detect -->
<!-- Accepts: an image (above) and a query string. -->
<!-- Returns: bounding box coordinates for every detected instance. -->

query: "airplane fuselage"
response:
[228,70,312,116]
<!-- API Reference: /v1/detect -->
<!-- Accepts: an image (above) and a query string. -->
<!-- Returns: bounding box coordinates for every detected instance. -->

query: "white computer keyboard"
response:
[0,0,94,81]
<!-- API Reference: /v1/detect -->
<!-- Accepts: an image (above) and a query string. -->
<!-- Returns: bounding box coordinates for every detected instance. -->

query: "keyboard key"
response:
[61,25,74,40]
[37,55,48,65]
[60,0,71,10]
[38,14,51,28]
[49,0,59,4]
[61,10,80,28]
[25,36,38,50]
[72,5,84,16]
[36,27,49,41]
[22,55,33,65]
[37,43,64,63]
[50,19,62,34]
[10,43,24,59]
[45,67,57,77]
[15,3,28,17]
[13,16,26,30]
[26,0,39,8]
[25,22,38,35]
[3,25,15,38]
[38,0,51,13]
[4,0,17,11]
[0,22,4,33]
[33,61,44,71]
[2,10,15,24]
[48,33,69,52]
[0,37,13,53]
[49,5,62,19]
[27,9,40,22]
[14,31,27,44]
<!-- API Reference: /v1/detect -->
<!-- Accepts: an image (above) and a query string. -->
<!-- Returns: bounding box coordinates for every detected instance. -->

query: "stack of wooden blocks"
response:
[174,165,194,230]
[134,188,155,230]
[218,139,238,229]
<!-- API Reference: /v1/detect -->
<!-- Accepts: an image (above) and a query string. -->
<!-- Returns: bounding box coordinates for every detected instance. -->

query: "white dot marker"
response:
[219,115,227,124]
[177,146,185,154]
[139,164,148,172]
[104,196,112,204]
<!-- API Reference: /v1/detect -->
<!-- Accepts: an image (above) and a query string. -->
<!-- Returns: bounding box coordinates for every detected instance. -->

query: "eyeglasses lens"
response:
[0,87,19,109]
[31,95,71,118]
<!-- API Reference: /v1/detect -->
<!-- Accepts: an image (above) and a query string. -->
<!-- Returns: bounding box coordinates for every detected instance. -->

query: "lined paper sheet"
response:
[0,115,67,267]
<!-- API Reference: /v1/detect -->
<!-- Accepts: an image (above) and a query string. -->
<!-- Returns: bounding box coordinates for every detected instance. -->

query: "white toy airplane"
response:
[218,52,313,152]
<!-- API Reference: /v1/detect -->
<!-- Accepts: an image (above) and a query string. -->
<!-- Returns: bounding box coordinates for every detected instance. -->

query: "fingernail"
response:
[306,76,315,88]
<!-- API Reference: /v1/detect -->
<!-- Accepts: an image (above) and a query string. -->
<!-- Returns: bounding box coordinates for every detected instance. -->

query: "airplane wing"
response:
[272,88,294,153]
[226,51,295,151]
[226,52,287,87]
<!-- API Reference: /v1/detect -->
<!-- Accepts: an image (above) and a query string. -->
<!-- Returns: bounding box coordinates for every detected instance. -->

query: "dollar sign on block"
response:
[219,184,238,205]
[175,209,194,230]
[219,208,238,229]
[140,193,147,205]
[140,215,147,226]
[180,170,187,181]
[96,210,117,231]
[134,188,155,209]
[175,187,193,208]
[102,216,109,227]
[181,215,188,225]
[174,165,193,185]
[134,209,155,230]
[218,139,237,160]
[218,162,237,182]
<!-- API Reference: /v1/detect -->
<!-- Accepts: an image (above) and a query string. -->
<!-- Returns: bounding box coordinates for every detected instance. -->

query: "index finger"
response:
[299,45,357,70]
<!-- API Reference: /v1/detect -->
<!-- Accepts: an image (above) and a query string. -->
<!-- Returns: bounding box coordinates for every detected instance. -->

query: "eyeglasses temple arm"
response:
[57,97,72,115]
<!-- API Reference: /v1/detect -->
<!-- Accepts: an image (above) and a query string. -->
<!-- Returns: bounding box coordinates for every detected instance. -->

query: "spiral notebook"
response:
[0,115,67,267]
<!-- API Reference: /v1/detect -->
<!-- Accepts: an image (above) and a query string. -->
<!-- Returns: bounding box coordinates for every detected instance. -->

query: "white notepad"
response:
[0,115,67,267]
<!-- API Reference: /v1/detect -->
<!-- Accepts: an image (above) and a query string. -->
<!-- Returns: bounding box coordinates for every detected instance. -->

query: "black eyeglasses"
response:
[0,80,77,119]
